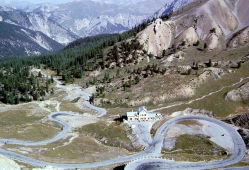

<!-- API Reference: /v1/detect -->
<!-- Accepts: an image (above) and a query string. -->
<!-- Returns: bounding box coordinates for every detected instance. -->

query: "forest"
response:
[0,58,54,104]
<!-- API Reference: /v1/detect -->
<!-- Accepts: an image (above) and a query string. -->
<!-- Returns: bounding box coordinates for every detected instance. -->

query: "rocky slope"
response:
[224,113,249,147]
[0,0,199,57]
[25,0,163,38]
[0,22,63,57]
[154,0,195,18]
[136,0,249,56]
[25,0,193,38]
[79,0,249,108]
[0,6,78,45]
[228,26,249,48]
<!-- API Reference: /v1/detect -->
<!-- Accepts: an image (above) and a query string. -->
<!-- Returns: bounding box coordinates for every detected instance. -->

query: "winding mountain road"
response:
[0,69,247,169]
[125,115,247,170]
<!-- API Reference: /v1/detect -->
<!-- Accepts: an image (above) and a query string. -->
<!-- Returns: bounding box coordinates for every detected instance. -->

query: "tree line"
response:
[0,13,173,104]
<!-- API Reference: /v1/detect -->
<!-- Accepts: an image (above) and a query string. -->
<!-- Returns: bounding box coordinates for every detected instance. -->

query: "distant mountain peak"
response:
[154,0,195,18]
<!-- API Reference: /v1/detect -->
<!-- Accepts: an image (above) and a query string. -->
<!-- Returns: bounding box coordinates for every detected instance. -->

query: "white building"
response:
[127,106,162,121]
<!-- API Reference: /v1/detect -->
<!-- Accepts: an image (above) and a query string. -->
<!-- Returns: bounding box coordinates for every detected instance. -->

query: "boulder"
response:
[203,59,212,67]
[226,82,249,103]
[240,55,249,63]
[178,66,192,75]
[228,61,241,69]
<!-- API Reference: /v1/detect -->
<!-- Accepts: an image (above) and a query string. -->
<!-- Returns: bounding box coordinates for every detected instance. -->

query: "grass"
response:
[173,135,225,154]
[153,62,249,119]
[0,104,60,141]
[60,101,83,113]
[60,100,97,114]
[0,123,59,141]
[98,45,249,119]
[78,122,135,151]
[0,110,41,126]
[225,161,249,168]
[177,120,202,126]
[16,135,131,164]
[162,134,227,162]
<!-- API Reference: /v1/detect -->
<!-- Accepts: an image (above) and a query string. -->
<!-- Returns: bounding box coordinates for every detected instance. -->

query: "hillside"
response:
[0,0,196,57]
[26,0,249,89]
[65,34,118,50]
[1,0,248,107]
[64,0,249,109]
[0,22,63,57]
[1,0,249,169]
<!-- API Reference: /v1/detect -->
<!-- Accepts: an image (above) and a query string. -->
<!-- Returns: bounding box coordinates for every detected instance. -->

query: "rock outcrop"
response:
[132,0,249,58]
[170,108,214,118]
[223,113,249,147]
[175,27,199,47]
[180,108,214,117]
[137,19,174,56]
[226,82,249,103]
[224,113,249,129]
[205,33,220,50]
[228,26,249,48]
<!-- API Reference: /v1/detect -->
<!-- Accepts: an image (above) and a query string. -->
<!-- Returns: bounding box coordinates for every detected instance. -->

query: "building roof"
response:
[127,112,137,117]
[127,106,162,118]
[147,113,157,118]
[138,106,147,113]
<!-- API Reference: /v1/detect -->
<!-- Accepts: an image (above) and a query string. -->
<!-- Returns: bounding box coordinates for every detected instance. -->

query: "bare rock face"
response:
[205,33,220,50]
[171,0,243,52]
[224,113,249,129]
[171,108,214,117]
[226,82,249,103]
[137,19,174,56]
[134,0,249,56]
[228,26,249,48]
[223,113,249,147]
[182,108,214,117]
[175,27,199,47]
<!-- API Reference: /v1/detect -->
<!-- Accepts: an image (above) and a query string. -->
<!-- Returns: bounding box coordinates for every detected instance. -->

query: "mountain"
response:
[0,6,78,45]
[137,0,249,56]
[0,0,209,57]
[24,0,167,37]
[0,22,63,57]
[154,0,195,18]
[23,0,249,110]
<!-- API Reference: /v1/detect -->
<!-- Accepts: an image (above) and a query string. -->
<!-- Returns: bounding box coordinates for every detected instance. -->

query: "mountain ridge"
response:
[0,22,63,57]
